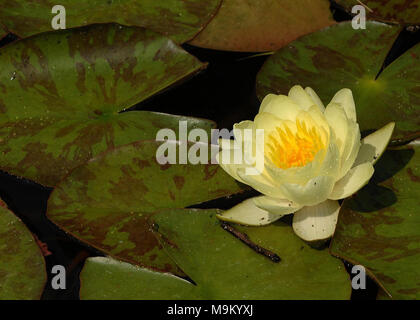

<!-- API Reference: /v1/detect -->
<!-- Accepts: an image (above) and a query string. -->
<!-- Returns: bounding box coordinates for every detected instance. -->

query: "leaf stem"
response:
[220,221,281,263]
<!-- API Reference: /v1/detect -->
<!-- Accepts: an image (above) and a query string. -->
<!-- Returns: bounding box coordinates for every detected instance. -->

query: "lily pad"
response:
[80,257,197,299]
[80,209,351,299]
[0,198,46,299]
[0,0,222,43]
[330,144,420,299]
[0,24,208,186]
[335,0,420,24]
[47,141,245,275]
[189,0,335,52]
[256,21,420,140]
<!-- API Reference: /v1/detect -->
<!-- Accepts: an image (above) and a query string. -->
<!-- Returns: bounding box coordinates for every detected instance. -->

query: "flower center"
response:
[266,120,326,169]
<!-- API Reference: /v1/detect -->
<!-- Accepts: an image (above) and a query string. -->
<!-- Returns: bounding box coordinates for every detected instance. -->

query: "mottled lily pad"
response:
[335,0,420,24]
[0,199,46,299]
[0,0,222,43]
[80,209,351,299]
[189,0,335,52]
[47,141,245,275]
[0,24,208,186]
[256,22,420,140]
[330,144,420,299]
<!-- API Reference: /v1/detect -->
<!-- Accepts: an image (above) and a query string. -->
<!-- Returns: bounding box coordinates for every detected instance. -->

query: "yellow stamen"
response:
[267,120,326,169]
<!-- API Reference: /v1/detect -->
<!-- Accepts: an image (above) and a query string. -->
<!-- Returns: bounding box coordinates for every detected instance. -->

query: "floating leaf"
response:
[80,209,351,299]
[0,198,46,299]
[47,141,245,275]
[335,0,420,24]
[189,0,335,52]
[256,22,420,140]
[330,144,420,299]
[0,24,208,186]
[80,257,197,299]
[0,0,222,43]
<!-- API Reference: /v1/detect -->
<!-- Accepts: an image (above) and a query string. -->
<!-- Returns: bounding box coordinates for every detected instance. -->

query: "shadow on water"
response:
[347,148,413,213]
[0,171,102,299]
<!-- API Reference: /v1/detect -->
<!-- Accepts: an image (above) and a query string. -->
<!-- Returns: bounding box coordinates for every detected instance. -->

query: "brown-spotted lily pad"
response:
[0,24,209,186]
[0,0,222,43]
[256,22,420,141]
[0,199,46,299]
[47,141,245,275]
[189,0,335,52]
[335,0,420,24]
[330,143,420,299]
[79,208,351,299]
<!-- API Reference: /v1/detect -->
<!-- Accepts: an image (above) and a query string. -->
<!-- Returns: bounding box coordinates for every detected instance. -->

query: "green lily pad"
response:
[0,24,208,186]
[335,0,420,24]
[80,209,351,299]
[189,0,335,52]
[0,199,46,299]
[0,0,221,43]
[80,257,197,299]
[256,21,420,140]
[330,144,420,299]
[47,141,245,275]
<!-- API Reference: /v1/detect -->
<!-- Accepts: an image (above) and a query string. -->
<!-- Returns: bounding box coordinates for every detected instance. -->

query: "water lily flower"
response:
[217,85,394,242]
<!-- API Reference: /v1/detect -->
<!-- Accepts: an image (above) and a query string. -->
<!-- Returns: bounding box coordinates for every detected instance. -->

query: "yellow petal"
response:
[336,122,361,180]
[305,87,325,112]
[259,93,279,112]
[352,122,395,167]
[264,153,322,185]
[216,198,283,226]
[292,200,341,241]
[306,105,329,131]
[216,142,247,184]
[237,168,287,199]
[330,88,356,122]
[324,102,349,153]
[280,175,336,206]
[329,162,374,200]
[317,136,341,177]
[259,94,303,121]
[288,85,316,111]
[254,112,293,157]
[254,111,286,132]
[233,120,254,136]
[253,196,302,215]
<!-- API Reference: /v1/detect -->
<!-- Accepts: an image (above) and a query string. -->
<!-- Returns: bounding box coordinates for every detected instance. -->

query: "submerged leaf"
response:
[189,0,335,52]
